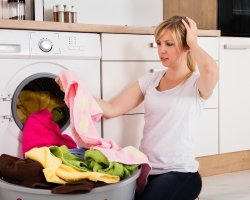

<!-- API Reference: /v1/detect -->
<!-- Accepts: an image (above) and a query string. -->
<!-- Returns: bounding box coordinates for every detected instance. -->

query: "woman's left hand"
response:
[182,17,198,49]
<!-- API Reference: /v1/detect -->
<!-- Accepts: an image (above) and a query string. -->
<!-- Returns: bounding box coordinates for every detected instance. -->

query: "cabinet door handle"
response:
[224,44,250,49]
[150,42,157,48]
[150,68,165,73]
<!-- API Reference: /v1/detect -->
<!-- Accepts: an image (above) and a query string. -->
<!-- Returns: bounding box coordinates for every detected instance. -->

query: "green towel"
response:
[52,108,64,122]
[49,145,91,172]
[84,149,139,180]
[50,146,139,180]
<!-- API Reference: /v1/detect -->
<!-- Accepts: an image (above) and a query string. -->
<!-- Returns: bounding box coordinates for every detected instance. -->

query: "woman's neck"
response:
[156,66,191,91]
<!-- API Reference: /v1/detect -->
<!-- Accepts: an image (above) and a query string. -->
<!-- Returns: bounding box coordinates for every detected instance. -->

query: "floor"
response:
[199,170,250,200]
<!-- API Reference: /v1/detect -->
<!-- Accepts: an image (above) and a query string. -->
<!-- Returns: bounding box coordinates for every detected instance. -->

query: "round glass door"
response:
[11,72,70,132]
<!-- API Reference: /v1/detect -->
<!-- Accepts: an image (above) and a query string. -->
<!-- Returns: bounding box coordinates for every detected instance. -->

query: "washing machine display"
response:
[0,30,102,158]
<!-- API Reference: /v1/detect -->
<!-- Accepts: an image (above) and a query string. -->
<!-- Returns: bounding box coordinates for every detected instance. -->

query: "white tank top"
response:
[138,69,209,174]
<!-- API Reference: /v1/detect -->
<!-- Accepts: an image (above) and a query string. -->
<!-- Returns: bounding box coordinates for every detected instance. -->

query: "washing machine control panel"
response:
[38,38,53,52]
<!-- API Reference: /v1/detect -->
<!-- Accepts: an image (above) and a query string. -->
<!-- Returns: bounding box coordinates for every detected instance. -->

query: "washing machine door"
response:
[0,83,11,133]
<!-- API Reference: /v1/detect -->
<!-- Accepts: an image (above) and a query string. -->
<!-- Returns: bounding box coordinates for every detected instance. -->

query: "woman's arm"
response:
[55,77,144,119]
[182,17,219,99]
[94,82,144,119]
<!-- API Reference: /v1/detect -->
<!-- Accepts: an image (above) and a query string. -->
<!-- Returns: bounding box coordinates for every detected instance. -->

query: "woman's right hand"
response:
[55,76,65,92]
[182,16,198,49]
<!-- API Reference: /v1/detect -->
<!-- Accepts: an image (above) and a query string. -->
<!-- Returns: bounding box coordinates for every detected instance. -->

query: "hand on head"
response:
[55,76,65,92]
[182,17,198,49]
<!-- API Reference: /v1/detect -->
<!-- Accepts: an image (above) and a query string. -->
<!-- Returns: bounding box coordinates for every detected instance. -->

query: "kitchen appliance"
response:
[2,0,33,20]
[8,0,25,20]
[218,0,250,36]
[0,29,102,158]
[0,29,141,200]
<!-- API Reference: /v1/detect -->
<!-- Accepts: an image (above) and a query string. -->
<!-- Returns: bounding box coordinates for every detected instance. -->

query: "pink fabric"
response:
[58,70,151,193]
[58,70,118,149]
[22,109,77,158]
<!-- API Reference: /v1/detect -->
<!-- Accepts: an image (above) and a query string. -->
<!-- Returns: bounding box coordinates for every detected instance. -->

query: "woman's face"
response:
[157,29,184,68]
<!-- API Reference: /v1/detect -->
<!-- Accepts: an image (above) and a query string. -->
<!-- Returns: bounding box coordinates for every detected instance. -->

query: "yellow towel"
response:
[17,90,66,124]
[25,147,120,184]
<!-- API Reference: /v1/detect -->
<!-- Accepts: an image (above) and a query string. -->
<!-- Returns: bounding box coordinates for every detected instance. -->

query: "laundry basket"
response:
[0,169,140,200]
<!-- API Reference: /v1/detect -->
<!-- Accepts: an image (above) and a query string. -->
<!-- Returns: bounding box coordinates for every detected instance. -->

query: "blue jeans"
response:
[134,171,202,200]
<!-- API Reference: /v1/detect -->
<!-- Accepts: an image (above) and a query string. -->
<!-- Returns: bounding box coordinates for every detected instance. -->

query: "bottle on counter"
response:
[57,4,64,22]
[53,5,58,22]
[8,0,25,20]
[64,4,72,23]
[71,5,77,23]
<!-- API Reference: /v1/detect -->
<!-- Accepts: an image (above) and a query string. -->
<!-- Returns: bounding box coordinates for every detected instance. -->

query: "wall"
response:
[43,0,163,27]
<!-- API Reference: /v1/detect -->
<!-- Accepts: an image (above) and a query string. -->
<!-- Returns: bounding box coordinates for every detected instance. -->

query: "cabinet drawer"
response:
[194,109,218,157]
[197,37,219,61]
[102,62,164,114]
[102,34,219,61]
[101,34,159,60]
[103,108,219,154]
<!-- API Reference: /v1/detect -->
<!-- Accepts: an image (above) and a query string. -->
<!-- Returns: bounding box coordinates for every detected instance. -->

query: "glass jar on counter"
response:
[8,0,25,20]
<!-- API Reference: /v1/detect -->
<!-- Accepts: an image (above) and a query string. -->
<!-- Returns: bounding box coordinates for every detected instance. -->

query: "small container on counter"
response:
[71,5,77,23]
[8,0,25,20]
[53,5,58,22]
[57,4,64,22]
[64,4,72,23]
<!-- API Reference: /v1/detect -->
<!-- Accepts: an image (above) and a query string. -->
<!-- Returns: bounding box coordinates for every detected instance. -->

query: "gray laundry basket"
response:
[0,169,140,200]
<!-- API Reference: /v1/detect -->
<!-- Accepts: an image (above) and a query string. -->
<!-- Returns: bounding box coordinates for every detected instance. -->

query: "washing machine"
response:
[0,29,102,158]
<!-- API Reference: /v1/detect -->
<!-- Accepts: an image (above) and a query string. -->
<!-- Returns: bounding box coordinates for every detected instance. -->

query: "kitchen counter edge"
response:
[0,19,221,36]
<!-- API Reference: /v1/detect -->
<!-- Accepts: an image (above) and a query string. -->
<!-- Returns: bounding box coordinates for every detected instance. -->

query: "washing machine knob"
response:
[38,39,53,52]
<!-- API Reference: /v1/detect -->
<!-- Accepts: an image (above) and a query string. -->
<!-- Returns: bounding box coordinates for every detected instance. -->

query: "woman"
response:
[56,15,218,200]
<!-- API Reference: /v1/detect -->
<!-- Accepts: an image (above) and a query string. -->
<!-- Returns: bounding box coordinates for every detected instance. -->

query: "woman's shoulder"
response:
[138,69,166,94]
[186,71,200,83]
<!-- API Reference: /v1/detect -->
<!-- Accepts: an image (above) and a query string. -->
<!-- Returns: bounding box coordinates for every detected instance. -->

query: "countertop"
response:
[0,19,221,36]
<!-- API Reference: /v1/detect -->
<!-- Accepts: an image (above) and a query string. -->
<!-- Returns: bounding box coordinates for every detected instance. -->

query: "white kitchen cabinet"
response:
[194,109,218,157]
[101,33,219,157]
[102,62,164,114]
[101,34,159,60]
[219,37,250,153]
[103,114,144,149]
[101,33,163,147]
[193,38,219,157]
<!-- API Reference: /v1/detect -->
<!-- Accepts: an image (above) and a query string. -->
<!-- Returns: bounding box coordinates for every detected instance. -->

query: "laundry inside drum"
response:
[13,75,70,132]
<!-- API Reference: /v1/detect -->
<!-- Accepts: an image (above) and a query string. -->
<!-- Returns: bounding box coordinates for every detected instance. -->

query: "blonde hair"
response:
[154,15,196,73]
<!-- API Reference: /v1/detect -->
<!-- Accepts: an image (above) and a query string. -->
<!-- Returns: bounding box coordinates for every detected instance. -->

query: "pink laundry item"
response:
[58,69,151,194]
[58,70,119,149]
[22,109,77,158]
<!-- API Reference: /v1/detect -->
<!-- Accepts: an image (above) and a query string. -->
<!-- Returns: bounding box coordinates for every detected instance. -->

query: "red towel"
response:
[22,109,77,158]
